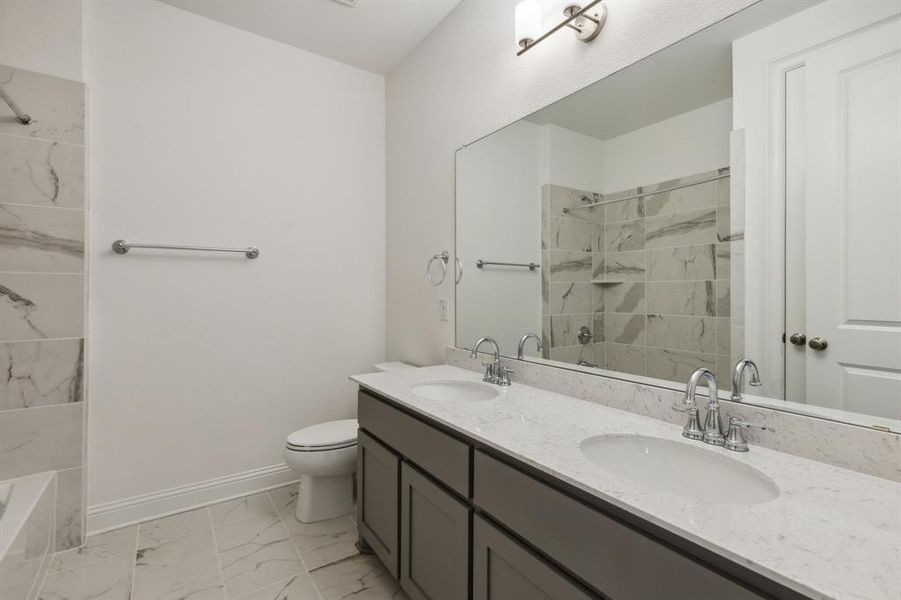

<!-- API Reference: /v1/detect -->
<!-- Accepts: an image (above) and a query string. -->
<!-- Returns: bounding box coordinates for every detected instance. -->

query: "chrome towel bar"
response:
[112,239,259,259]
[476,259,539,271]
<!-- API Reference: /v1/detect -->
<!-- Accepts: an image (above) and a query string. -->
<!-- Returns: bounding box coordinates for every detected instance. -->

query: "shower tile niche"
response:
[541,168,739,387]
[0,64,87,551]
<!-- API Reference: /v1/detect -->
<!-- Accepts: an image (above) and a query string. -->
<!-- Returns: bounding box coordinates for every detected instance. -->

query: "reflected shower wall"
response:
[541,168,740,388]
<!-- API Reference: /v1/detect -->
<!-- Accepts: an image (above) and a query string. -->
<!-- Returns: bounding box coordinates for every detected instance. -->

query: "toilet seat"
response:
[286,418,357,452]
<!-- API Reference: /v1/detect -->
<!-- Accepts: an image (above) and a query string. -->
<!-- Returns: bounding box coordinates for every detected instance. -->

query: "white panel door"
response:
[784,66,807,404]
[805,18,901,418]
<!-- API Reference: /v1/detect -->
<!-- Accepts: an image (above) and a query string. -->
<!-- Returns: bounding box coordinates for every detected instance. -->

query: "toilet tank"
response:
[373,362,416,372]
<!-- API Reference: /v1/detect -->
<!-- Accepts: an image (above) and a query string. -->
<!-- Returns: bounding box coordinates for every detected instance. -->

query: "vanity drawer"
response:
[359,390,470,497]
[473,514,598,600]
[473,451,768,600]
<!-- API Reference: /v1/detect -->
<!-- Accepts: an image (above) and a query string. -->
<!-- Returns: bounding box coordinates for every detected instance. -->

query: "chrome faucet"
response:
[516,333,543,359]
[470,337,513,385]
[730,358,761,401]
[675,367,771,451]
[684,368,726,446]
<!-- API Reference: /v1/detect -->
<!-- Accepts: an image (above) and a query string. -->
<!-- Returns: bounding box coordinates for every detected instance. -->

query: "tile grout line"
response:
[129,521,139,600]
[31,543,57,600]
[41,544,136,578]
[0,401,84,416]
[206,507,230,599]
[269,491,326,600]
[0,270,85,276]
[0,200,86,212]
[0,130,86,148]
[0,336,84,344]
[267,488,326,600]
[233,574,310,600]
[208,491,311,600]
[547,237,735,258]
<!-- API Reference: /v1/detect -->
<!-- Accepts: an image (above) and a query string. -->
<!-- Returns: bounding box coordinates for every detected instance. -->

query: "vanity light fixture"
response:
[515,0,607,56]
[515,1,542,49]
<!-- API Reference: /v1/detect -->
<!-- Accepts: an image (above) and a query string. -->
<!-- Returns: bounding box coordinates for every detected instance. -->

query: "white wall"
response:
[456,121,542,356]
[84,1,385,521]
[539,124,605,191]
[601,98,732,192]
[385,0,757,365]
[0,0,82,81]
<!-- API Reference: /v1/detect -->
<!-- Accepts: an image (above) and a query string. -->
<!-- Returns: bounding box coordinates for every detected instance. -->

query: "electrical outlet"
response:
[439,298,449,322]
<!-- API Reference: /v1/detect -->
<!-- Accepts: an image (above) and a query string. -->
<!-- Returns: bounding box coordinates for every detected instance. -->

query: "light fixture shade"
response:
[515,0,542,49]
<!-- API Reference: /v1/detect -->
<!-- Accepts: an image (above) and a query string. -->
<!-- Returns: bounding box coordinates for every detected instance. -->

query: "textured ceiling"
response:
[162,0,462,74]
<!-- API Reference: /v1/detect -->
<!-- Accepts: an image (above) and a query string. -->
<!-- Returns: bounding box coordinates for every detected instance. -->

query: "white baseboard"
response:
[87,464,298,535]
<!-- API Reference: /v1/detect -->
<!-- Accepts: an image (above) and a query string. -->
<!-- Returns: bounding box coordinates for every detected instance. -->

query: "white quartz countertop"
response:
[351,365,901,600]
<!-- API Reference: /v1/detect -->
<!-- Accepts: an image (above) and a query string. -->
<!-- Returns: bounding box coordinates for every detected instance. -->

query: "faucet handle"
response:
[481,362,497,383]
[724,417,771,452]
[729,417,771,431]
[681,407,704,440]
[497,367,514,386]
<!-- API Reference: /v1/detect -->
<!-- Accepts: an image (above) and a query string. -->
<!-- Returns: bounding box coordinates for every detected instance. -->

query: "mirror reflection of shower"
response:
[455,1,901,432]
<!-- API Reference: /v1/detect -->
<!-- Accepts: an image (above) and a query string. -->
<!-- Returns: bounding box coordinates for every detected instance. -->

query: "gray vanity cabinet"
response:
[357,430,400,578]
[473,515,595,600]
[358,389,789,600]
[400,463,470,600]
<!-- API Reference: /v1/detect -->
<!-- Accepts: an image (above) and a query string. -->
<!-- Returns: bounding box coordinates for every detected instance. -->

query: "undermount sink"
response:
[580,435,780,505]
[411,380,500,402]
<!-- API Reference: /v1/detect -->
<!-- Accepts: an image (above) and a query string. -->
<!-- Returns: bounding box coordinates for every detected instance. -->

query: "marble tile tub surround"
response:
[540,168,739,385]
[0,472,55,600]
[353,364,901,600]
[0,339,84,410]
[0,64,87,553]
[448,347,901,483]
[36,488,409,600]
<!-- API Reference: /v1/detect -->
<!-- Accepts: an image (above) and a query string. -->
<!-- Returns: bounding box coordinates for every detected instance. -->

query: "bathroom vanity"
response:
[352,366,901,600]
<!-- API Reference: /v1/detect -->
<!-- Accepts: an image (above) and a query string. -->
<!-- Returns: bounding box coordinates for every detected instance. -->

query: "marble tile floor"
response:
[36,485,410,600]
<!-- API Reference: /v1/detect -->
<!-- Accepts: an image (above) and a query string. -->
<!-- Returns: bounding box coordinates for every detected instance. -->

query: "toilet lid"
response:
[287,419,358,449]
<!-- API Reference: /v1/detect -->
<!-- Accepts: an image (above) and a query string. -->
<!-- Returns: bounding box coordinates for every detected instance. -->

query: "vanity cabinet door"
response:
[358,430,400,578]
[400,463,469,600]
[473,515,597,600]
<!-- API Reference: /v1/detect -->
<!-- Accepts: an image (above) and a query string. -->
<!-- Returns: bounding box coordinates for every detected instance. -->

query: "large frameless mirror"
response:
[455,0,901,432]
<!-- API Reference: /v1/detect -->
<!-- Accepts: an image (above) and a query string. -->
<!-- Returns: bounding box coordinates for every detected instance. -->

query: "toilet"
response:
[284,361,415,523]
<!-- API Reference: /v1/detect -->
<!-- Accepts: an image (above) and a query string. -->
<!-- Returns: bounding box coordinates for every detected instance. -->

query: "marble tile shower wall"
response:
[541,168,740,387]
[0,65,87,551]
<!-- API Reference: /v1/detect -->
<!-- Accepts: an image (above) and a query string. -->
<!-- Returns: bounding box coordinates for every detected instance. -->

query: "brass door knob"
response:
[789,333,807,346]
[808,337,828,351]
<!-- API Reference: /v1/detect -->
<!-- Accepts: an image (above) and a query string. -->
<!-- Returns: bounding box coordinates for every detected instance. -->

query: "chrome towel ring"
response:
[427,251,463,286]
[427,251,450,285]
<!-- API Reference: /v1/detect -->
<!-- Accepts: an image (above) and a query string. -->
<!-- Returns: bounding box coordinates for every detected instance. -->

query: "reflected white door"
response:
[805,18,901,419]
[784,67,806,404]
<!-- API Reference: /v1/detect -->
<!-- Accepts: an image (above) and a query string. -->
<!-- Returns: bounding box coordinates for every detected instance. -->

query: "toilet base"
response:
[295,473,354,523]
